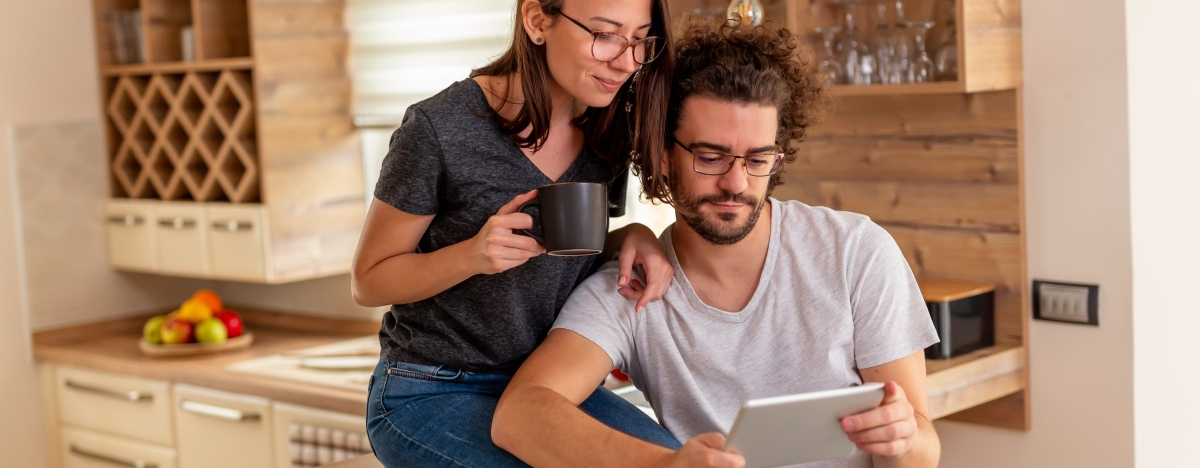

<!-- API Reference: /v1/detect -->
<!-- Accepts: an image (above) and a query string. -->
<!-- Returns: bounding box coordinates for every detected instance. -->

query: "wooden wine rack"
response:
[105,67,259,202]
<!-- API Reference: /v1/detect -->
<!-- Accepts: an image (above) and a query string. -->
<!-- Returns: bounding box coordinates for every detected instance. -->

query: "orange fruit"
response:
[176,298,214,324]
[191,289,223,312]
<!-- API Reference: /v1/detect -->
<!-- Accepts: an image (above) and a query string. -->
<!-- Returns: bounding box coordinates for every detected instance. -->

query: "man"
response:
[492,21,941,468]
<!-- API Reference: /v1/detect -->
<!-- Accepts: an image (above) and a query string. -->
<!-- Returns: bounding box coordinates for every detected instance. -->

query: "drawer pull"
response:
[157,217,197,229]
[64,379,153,402]
[180,399,262,422]
[69,445,159,468]
[211,219,254,232]
[106,215,145,226]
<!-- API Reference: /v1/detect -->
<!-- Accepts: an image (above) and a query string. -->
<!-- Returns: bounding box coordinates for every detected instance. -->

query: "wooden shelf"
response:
[925,344,1025,419]
[831,81,964,97]
[102,57,253,76]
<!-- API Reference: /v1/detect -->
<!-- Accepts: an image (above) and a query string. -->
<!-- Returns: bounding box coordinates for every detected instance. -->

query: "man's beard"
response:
[669,168,768,245]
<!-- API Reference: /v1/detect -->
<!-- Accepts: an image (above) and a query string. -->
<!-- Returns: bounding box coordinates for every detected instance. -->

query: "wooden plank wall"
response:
[775,90,1025,349]
[251,0,365,280]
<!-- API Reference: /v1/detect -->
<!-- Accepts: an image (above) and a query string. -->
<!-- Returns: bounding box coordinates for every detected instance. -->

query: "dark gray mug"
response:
[518,182,608,256]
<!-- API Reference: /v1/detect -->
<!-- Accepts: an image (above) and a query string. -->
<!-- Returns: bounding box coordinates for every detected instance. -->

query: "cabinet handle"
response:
[106,214,145,226]
[69,445,159,468]
[180,399,262,422]
[64,379,153,402]
[211,219,254,232]
[156,217,197,229]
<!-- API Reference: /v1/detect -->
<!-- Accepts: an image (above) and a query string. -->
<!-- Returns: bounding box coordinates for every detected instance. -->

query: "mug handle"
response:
[516,199,544,245]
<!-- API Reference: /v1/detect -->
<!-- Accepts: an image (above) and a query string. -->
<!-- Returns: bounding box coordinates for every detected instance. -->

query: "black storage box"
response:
[917,280,996,359]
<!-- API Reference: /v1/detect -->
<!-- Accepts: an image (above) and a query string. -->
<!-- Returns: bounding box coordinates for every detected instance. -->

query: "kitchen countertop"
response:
[33,307,380,416]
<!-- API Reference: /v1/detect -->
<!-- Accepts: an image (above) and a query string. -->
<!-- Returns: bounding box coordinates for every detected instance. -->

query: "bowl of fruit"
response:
[139,289,253,357]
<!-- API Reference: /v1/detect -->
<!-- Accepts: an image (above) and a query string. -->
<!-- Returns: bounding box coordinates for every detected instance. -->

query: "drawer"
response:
[62,426,177,468]
[56,366,174,446]
[154,202,209,276]
[105,199,157,271]
[205,203,270,282]
[173,384,273,468]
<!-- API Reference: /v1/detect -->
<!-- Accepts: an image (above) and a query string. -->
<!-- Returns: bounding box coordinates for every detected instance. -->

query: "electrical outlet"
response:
[1032,280,1099,325]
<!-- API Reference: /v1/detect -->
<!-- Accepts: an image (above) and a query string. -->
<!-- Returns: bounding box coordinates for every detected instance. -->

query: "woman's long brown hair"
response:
[471,0,675,176]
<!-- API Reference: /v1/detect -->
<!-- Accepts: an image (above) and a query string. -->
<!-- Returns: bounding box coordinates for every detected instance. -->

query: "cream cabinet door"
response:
[56,366,175,447]
[105,199,158,271]
[62,427,177,468]
[154,202,209,276]
[205,203,270,282]
[173,383,273,468]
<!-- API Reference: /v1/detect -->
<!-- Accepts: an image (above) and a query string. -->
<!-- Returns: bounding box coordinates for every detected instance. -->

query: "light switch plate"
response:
[1032,280,1099,326]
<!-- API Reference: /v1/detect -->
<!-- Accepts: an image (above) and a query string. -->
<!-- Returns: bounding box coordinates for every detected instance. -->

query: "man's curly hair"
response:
[635,19,830,205]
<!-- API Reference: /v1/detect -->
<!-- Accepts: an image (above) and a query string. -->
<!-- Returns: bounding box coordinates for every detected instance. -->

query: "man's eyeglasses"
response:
[672,137,783,177]
[558,11,663,65]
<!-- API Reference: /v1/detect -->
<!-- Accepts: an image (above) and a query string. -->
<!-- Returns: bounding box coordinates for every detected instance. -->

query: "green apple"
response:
[194,318,228,344]
[160,316,194,345]
[142,315,166,344]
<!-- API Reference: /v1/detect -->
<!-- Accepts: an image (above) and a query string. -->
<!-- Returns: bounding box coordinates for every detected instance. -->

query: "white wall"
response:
[0,0,101,465]
[1127,1,1200,466]
[935,0,1138,466]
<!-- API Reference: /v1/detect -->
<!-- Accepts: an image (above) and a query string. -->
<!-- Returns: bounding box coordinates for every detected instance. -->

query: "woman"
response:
[353,0,678,466]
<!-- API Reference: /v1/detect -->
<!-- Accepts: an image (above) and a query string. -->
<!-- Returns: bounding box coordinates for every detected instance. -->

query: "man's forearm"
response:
[872,415,940,468]
[493,385,673,468]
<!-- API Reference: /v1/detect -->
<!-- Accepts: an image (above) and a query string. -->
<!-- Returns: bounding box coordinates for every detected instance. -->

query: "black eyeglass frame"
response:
[671,136,784,177]
[557,11,663,65]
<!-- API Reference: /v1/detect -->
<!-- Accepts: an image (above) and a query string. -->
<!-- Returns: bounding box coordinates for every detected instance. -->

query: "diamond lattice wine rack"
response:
[105,68,259,202]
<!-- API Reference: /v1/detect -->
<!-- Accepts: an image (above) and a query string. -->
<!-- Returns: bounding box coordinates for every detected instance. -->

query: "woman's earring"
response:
[535,37,543,44]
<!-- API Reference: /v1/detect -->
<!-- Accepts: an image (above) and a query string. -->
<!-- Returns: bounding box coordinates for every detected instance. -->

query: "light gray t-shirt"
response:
[553,198,939,468]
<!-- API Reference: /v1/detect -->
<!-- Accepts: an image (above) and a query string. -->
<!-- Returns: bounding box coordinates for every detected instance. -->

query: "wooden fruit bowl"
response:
[139,332,255,357]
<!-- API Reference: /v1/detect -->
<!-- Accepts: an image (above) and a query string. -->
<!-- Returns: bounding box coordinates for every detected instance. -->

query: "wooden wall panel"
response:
[774,181,1019,232]
[962,0,1022,91]
[251,0,363,280]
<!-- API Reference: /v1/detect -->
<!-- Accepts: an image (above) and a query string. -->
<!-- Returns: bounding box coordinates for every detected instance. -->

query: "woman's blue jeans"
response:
[366,358,681,468]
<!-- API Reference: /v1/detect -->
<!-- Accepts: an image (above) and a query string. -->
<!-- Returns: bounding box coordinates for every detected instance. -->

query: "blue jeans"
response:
[366,358,680,468]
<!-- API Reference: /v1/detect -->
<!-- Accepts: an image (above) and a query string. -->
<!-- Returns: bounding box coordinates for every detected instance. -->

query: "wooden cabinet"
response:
[670,0,1021,95]
[173,384,274,468]
[669,2,1030,430]
[91,0,364,284]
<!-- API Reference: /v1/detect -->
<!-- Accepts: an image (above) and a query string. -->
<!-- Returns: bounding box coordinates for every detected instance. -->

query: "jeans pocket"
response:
[386,361,465,382]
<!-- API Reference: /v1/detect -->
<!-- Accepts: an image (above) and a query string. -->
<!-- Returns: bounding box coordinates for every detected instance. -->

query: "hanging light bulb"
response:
[726,0,764,25]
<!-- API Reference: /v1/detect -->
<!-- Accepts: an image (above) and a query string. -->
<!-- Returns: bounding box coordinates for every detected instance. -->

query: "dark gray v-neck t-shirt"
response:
[373,78,615,373]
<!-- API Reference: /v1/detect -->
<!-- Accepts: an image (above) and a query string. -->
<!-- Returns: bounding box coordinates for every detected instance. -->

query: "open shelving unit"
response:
[91,0,365,284]
[670,0,1029,431]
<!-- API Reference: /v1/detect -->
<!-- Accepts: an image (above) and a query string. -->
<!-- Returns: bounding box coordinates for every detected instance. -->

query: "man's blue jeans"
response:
[365,358,681,468]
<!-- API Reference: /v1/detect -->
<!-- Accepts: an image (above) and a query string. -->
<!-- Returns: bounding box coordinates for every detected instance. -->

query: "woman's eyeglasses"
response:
[558,11,663,65]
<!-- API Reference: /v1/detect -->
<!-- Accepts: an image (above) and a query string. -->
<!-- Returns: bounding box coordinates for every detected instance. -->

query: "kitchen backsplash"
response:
[12,120,380,330]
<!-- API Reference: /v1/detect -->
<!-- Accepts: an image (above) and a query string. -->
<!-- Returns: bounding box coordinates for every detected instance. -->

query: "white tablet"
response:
[725,383,885,468]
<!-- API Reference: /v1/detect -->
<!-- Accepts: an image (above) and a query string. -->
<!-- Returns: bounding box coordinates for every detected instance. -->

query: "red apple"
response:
[213,310,244,338]
[160,316,194,344]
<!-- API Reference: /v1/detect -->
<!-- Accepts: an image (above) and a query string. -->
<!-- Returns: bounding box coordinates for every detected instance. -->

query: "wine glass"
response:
[931,0,958,81]
[814,27,845,85]
[905,21,935,83]
[831,0,877,85]
[726,0,764,26]
[871,0,894,85]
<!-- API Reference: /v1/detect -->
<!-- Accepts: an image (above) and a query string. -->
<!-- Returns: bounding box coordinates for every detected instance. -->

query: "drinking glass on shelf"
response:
[871,0,895,84]
[814,26,845,85]
[906,21,936,83]
[931,0,958,81]
[832,0,877,85]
